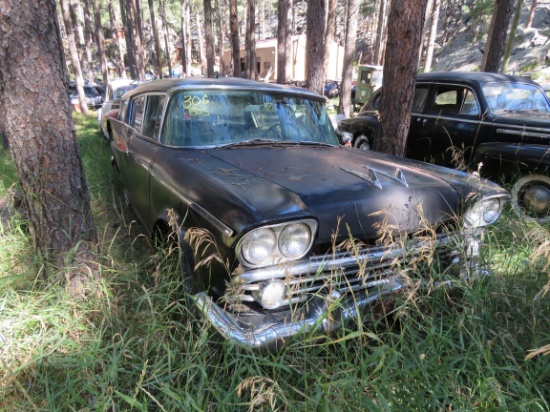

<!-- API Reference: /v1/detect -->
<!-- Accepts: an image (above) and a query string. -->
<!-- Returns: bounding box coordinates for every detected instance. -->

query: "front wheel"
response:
[354,135,371,150]
[511,174,550,224]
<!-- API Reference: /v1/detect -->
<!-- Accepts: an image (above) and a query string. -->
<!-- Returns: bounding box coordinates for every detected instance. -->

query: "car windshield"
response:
[482,82,550,114]
[160,90,339,147]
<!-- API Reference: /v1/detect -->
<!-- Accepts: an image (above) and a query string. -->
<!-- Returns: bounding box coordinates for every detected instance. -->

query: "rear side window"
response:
[142,95,166,139]
[131,96,146,131]
[428,86,471,116]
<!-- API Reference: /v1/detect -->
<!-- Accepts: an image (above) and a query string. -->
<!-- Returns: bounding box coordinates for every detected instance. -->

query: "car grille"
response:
[228,232,460,309]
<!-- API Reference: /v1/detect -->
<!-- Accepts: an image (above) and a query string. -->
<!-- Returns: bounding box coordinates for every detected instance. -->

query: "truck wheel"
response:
[511,174,550,224]
[354,135,370,150]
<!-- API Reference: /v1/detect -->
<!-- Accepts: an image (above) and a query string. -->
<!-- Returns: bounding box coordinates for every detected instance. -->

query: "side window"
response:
[412,86,429,113]
[142,95,166,138]
[459,89,480,116]
[119,100,128,122]
[131,96,146,131]
[428,86,463,116]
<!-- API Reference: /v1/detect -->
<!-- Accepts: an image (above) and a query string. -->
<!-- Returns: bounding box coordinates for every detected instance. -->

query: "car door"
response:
[124,94,165,227]
[410,84,483,168]
[405,84,432,161]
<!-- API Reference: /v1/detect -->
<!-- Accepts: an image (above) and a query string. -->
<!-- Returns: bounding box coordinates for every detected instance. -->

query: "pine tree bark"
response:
[127,0,146,80]
[502,0,523,73]
[306,0,327,95]
[148,0,163,78]
[276,0,293,83]
[216,0,226,76]
[120,0,138,79]
[424,0,441,72]
[180,0,190,75]
[60,0,89,114]
[526,0,536,29]
[338,0,359,118]
[160,0,172,77]
[323,0,337,80]
[109,0,126,77]
[196,10,207,74]
[0,0,98,294]
[374,0,428,156]
[229,0,240,76]
[82,0,97,82]
[373,0,388,66]
[245,0,257,80]
[92,0,109,86]
[481,0,515,73]
[203,0,216,77]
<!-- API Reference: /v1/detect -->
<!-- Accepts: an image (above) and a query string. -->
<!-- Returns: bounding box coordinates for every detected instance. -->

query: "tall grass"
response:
[0,114,549,411]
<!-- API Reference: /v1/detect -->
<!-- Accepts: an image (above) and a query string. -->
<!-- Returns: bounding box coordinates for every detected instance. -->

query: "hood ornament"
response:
[340,165,409,189]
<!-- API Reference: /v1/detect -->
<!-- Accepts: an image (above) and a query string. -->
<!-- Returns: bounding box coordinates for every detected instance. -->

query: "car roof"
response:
[416,71,539,86]
[122,77,324,100]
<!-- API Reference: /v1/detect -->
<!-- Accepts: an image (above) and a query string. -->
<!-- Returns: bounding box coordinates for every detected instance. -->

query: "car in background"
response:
[542,83,550,100]
[97,78,140,140]
[108,77,508,348]
[337,71,550,223]
[68,83,105,109]
[324,81,339,98]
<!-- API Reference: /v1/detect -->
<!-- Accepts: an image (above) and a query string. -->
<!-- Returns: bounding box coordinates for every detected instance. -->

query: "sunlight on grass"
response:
[0,114,549,410]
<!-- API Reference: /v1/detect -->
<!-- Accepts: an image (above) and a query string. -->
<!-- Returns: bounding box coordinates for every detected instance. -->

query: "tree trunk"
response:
[196,10,207,74]
[180,0,189,76]
[424,0,441,72]
[526,0,536,29]
[418,0,434,66]
[373,0,387,66]
[323,0,337,80]
[502,0,523,73]
[203,0,215,77]
[82,0,96,82]
[69,0,84,62]
[306,0,327,95]
[245,0,257,80]
[91,0,109,86]
[160,0,172,77]
[127,0,146,80]
[229,0,240,76]
[276,0,292,83]
[216,0,226,76]
[120,0,138,79]
[60,0,89,114]
[148,0,163,78]
[0,0,98,294]
[109,0,126,77]
[374,0,428,156]
[338,0,359,118]
[481,0,515,73]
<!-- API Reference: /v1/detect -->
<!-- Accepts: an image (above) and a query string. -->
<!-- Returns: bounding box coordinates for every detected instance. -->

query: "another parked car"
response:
[97,78,141,139]
[324,81,339,98]
[542,83,550,100]
[68,83,105,109]
[337,71,550,223]
[110,77,508,348]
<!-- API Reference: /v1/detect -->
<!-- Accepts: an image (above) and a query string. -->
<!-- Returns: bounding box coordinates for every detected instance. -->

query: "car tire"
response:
[354,135,371,150]
[511,174,550,224]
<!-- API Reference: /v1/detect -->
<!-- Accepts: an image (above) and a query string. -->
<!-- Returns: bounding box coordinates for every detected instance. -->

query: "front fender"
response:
[473,143,550,181]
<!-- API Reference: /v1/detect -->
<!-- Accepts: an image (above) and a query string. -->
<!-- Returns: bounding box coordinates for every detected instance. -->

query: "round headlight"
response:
[464,198,502,228]
[241,228,277,266]
[482,199,501,224]
[254,281,287,309]
[279,223,311,259]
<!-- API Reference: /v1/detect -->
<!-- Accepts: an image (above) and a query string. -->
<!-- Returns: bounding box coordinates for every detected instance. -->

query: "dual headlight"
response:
[237,219,317,268]
[463,196,506,228]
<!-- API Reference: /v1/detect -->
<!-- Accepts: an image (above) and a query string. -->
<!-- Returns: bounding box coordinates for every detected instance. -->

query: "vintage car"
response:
[97,78,141,140]
[110,78,508,348]
[337,72,550,223]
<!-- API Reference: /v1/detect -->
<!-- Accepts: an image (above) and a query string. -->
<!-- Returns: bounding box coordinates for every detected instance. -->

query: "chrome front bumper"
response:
[193,274,405,348]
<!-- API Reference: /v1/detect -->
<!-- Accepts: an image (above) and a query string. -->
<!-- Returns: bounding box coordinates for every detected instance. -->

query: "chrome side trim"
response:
[144,166,234,237]
[495,128,550,139]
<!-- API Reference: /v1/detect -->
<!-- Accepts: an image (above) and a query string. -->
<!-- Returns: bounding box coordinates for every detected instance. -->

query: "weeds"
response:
[0,113,549,411]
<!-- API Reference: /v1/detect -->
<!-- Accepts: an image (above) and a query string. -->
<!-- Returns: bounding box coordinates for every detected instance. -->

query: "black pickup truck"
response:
[337,71,550,223]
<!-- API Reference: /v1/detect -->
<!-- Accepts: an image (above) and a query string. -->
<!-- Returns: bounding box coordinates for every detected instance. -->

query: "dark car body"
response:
[324,81,339,98]
[337,72,550,223]
[110,77,508,348]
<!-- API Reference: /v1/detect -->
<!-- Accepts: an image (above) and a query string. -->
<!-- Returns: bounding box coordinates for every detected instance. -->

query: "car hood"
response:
[170,146,473,243]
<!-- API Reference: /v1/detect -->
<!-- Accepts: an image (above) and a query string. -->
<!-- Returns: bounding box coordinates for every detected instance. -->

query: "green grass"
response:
[0,114,549,411]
